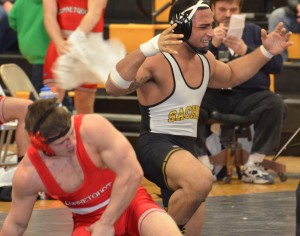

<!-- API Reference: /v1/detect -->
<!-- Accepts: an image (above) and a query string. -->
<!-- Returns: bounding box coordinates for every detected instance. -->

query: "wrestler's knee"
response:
[184,165,213,202]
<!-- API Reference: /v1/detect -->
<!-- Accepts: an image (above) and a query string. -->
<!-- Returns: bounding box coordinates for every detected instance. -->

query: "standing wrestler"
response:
[0,98,182,236]
[43,0,107,114]
[0,94,32,162]
[105,0,291,234]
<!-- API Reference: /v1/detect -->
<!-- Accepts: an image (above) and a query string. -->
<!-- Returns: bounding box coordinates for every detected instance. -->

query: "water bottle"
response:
[39,86,55,99]
[50,86,59,98]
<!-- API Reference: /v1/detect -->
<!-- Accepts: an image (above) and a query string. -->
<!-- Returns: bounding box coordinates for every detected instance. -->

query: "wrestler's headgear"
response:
[29,102,71,157]
[170,0,210,54]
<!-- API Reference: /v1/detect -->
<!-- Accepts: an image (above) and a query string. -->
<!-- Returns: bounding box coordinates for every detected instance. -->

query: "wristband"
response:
[260,45,274,59]
[109,66,132,89]
[139,34,160,57]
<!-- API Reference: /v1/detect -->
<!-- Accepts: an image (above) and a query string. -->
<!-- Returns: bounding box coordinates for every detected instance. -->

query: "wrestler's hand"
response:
[261,22,292,56]
[157,23,184,55]
[139,24,183,57]
[86,221,114,236]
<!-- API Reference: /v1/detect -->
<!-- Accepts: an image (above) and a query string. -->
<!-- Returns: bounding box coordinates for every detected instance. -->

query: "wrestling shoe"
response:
[242,163,274,184]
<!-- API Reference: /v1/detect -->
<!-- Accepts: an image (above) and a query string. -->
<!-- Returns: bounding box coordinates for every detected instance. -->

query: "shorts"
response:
[72,186,165,236]
[43,41,98,92]
[135,133,197,207]
[0,96,6,125]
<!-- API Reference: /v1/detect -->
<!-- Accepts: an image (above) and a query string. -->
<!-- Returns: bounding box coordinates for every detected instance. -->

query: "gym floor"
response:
[0,156,299,235]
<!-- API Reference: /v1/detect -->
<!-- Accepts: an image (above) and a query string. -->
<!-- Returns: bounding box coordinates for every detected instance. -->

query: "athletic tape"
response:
[260,45,274,59]
[110,66,132,89]
[139,34,160,57]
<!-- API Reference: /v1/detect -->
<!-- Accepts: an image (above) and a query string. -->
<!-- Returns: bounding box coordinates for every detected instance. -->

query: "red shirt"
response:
[57,0,105,32]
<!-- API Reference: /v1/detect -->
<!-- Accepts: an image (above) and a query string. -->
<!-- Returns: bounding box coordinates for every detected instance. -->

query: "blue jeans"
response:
[268,7,300,61]
[0,6,18,53]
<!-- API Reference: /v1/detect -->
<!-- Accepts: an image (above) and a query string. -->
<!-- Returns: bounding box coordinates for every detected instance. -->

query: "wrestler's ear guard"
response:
[171,12,193,39]
[30,132,55,156]
[29,102,60,156]
[170,0,209,40]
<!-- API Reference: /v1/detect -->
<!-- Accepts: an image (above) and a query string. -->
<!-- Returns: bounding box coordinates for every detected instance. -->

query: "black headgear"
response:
[170,0,210,54]
[171,0,210,40]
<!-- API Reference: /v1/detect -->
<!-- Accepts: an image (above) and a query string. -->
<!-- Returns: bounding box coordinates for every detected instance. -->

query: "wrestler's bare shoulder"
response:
[14,157,45,193]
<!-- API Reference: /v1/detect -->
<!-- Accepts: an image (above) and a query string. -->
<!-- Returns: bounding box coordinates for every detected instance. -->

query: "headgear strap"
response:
[33,102,61,135]
[181,0,208,22]
[171,0,209,25]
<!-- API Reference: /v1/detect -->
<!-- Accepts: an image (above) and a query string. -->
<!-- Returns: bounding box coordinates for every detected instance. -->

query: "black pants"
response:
[196,88,287,156]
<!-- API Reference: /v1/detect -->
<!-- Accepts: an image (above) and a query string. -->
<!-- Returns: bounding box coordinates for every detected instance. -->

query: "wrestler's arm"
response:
[105,23,183,96]
[43,0,69,55]
[209,22,292,88]
[83,115,143,235]
[207,47,271,88]
[77,0,106,34]
[0,159,39,236]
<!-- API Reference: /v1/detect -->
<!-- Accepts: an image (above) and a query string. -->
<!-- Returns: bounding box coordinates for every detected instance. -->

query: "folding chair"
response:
[0,63,39,100]
[0,84,17,166]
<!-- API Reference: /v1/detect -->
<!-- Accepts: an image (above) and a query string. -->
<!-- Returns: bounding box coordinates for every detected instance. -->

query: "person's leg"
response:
[0,6,8,52]
[74,89,96,114]
[140,210,182,236]
[234,91,287,184]
[31,64,44,95]
[234,91,286,156]
[126,186,182,236]
[184,201,205,235]
[252,93,286,155]
[0,6,18,53]
[165,150,213,235]
[72,226,91,236]
[43,41,66,102]
[196,108,211,161]
[136,134,213,235]
[2,97,32,160]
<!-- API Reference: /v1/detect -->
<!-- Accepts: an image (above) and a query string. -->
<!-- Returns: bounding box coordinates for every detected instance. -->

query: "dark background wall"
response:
[105,0,152,23]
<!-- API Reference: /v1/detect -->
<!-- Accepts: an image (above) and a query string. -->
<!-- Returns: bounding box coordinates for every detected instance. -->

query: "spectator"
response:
[43,0,107,114]
[8,0,50,94]
[268,0,300,60]
[0,1,18,53]
[196,0,286,184]
[8,0,74,111]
